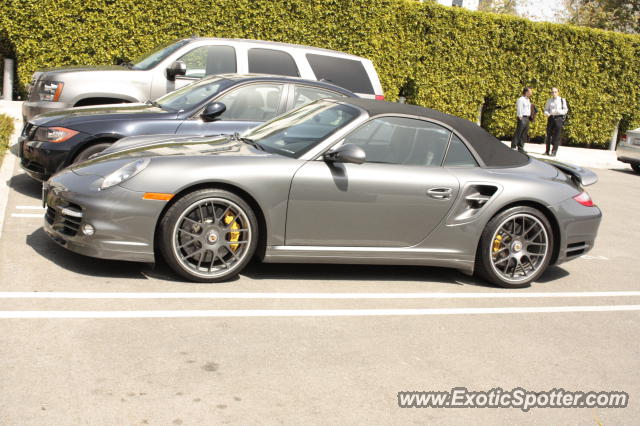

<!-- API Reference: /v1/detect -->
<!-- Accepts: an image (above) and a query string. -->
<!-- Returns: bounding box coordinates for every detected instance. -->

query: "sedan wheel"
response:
[73,142,112,163]
[159,189,258,282]
[631,163,640,174]
[476,206,553,288]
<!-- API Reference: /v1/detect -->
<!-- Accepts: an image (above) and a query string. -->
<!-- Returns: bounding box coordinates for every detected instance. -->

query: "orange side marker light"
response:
[142,193,174,201]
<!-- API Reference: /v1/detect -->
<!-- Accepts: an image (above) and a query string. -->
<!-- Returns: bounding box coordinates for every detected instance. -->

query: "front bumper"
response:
[553,197,602,265]
[19,128,91,181]
[43,171,168,263]
[22,100,71,122]
[616,141,640,165]
[20,138,73,181]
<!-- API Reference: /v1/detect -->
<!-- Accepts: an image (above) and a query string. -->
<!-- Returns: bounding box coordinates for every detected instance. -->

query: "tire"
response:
[158,189,259,283]
[631,163,640,174]
[475,206,554,288]
[73,142,113,163]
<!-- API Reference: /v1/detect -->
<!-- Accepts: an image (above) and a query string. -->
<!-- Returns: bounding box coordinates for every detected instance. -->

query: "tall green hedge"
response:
[1,0,639,145]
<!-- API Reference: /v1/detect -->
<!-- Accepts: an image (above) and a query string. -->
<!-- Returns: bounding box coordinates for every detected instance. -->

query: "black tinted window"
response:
[248,48,299,77]
[343,117,451,166]
[306,54,374,94]
[444,135,478,167]
[205,46,236,75]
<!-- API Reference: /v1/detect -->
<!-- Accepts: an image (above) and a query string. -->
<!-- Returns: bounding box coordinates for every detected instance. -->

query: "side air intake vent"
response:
[448,184,500,224]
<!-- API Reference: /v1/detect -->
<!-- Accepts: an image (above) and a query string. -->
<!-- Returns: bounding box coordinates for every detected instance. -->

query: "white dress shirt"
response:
[516,96,531,119]
[544,96,569,116]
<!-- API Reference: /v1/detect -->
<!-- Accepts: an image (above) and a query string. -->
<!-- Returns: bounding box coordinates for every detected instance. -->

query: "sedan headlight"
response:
[37,80,64,101]
[34,126,79,143]
[100,158,150,190]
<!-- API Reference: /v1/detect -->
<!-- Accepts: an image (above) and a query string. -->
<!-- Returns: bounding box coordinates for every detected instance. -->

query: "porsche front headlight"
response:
[100,158,150,190]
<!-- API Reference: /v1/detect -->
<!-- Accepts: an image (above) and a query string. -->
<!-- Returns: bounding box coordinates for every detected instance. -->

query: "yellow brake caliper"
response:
[224,212,240,252]
[492,234,503,254]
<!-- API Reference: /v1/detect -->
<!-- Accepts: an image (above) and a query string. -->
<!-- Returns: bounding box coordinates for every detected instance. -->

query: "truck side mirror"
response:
[166,61,187,81]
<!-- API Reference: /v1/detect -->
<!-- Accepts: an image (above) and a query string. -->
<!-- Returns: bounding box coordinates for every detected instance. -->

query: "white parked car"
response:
[617,127,640,174]
[22,37,384,121]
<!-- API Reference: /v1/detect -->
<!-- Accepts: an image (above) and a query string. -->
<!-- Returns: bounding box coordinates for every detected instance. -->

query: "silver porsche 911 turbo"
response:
[42,98,602,288]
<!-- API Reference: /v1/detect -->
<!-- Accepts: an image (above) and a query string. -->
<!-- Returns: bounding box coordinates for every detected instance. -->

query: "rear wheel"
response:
[158,189,258,283]
[73,142,112,163]
[631,163,640,174]
[476,206,553,288]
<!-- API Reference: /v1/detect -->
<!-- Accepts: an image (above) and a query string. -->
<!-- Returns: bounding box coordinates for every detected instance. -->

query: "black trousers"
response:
[545,115,565,154]
[511,117,530,150]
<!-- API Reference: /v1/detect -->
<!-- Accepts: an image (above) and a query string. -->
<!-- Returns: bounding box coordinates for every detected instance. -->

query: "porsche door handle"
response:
[427,187,453,200]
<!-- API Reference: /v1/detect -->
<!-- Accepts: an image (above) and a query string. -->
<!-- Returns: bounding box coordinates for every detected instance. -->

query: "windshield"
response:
[243,101,360,158]
[156,77,231,111]
[132,39,192,70]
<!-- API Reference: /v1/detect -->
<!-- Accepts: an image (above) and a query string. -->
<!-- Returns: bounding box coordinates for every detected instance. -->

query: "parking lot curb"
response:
[0,123,21,240]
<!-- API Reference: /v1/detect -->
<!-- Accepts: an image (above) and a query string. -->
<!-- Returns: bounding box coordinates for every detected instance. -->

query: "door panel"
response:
[285,161,459,247]
[174,119,260,136]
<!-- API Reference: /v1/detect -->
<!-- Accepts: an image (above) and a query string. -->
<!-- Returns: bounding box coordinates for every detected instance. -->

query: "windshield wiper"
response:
[229,132,265,151]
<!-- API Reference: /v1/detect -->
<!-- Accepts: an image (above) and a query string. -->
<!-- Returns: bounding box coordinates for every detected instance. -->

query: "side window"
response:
[444,135,478,167]
[306,54,374,94]
[178,47,208,78]
[204,46,236,75]
[342,116,451,166]
[177,45,236,78]
[215,84,284,121]
[248,48,299,77]
[292,86,346,109]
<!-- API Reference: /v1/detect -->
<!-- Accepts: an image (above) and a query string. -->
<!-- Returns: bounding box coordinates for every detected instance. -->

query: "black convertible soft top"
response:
[342,98,529,168]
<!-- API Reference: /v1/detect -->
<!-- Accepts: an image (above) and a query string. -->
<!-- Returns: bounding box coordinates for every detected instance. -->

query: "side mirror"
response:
[324,144,366,164]
[166,60,187,81]
[202,102,227,122]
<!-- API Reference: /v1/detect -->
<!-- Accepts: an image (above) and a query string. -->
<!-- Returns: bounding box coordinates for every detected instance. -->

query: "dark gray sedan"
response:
[20,74,355,181]
[43,99,602,288]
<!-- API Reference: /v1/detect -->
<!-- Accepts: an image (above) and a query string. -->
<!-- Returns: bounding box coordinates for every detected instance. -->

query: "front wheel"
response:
[475,206,554,288]
[631,163,640,174]
[73,142,112,163]
[158,189,258,283]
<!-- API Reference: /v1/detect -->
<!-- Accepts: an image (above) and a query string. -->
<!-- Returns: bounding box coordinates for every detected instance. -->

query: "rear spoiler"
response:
[538,158,598,186]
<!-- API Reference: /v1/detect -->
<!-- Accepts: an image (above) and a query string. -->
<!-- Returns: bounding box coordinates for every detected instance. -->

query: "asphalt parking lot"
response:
[0,154,639,424]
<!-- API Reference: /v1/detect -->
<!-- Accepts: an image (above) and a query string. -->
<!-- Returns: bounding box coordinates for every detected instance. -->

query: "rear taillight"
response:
[620,134,628,144]
[375,95,385,101]
[573,191,595,207]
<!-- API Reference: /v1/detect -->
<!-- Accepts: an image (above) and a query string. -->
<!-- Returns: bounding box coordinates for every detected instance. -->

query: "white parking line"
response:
[10,213,44,218]
[1,305,640,319]
[1,291,640,299]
